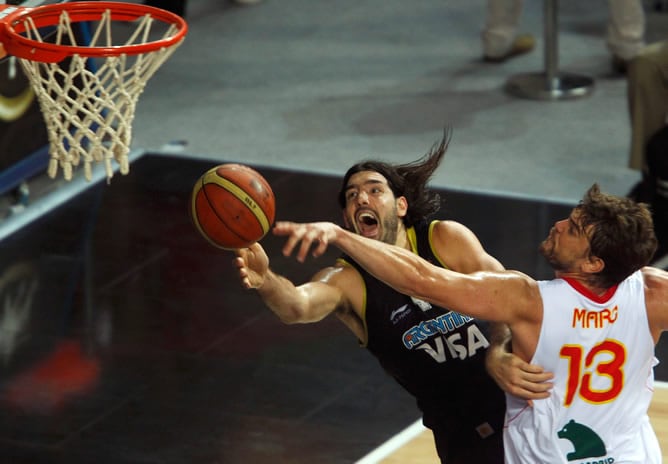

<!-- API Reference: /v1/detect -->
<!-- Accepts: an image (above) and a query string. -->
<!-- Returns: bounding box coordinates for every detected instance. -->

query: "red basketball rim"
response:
[0,1,188,63]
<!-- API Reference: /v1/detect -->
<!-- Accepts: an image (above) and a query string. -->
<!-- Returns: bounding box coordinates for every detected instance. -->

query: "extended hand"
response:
[234,243,269,289]
[273,221,342,262]
[487,350,554,401]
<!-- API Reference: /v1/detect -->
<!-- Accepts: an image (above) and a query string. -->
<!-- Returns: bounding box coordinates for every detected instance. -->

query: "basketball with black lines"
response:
[190,164,276,250]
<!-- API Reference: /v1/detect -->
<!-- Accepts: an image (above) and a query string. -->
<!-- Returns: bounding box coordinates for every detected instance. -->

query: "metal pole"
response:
[504,0,594,100]
[544,0,558,89]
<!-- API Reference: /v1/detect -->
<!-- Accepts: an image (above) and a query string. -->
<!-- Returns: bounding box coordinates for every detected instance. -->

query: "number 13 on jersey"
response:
[560,339,626,406]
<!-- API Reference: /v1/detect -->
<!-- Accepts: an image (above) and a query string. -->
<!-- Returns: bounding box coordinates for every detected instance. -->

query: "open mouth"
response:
[356,211,379,238]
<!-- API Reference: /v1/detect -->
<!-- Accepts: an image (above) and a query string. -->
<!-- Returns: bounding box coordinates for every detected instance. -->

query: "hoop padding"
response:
[0,2,188,181]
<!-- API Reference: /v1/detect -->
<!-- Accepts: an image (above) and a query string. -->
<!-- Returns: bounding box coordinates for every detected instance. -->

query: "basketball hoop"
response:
[0,2,188,181]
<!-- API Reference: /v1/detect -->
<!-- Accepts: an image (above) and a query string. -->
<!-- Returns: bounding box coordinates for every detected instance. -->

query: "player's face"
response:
[342,171,406,245]
[539,209,592,272]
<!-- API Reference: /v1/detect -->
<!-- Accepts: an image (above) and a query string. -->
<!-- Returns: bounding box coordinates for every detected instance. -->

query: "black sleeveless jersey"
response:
[340,220,506,458]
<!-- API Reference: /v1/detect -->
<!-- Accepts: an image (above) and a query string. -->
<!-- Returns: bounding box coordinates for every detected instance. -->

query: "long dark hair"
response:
[337,129,451,227]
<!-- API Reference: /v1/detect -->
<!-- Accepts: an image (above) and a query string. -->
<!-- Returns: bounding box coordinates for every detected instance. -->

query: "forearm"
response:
[334,227,431,297]
[484,321,554,398]
[485,322,512,370]
[256,268,342,325]
[331,226,521,322]
[273,220,528,323]
[488,322,512,347]
[256,269,311,324]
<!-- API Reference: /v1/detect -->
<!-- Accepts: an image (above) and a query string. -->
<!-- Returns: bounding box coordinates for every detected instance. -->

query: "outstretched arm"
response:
[272,221,539,325]
[234,243,349,324]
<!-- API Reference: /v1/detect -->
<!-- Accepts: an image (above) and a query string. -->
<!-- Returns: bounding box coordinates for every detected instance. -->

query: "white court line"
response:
[355,418,427,464]
[357,382,668,464]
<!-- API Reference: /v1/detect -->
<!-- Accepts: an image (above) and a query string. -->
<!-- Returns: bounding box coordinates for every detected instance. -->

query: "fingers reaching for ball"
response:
[273,221,340,262]
[234,243,270,289]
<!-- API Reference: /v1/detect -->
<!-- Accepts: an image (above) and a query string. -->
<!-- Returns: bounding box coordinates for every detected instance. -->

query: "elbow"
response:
[273,297,321,324]
[276,305,307,324]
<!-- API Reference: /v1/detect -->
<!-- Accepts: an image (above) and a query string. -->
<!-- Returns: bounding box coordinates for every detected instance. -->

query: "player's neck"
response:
[395,228,411,251]
[554,270,610,296]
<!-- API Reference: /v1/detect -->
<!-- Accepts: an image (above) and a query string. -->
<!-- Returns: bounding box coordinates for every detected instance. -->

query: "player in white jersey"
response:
[270,183,668,463]
[504,270,659,463]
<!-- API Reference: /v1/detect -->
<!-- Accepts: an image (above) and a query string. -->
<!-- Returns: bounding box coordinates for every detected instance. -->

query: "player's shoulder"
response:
[429,219,504,272]
[505,269,539,287]
[429,219,480,248]
[430,219,473,235]
[497,270,541,300]
[642,265,668,277]
[642,266,668,292]
[642,267,668,336]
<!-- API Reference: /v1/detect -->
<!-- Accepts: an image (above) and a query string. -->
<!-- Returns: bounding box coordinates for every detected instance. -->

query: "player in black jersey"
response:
[234,130,553,463]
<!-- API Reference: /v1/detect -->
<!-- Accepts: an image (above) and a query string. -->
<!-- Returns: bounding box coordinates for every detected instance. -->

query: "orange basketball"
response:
[190,164,276,250]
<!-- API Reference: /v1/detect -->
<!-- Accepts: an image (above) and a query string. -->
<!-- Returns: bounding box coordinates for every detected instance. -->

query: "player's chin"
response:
[538,239,552,254]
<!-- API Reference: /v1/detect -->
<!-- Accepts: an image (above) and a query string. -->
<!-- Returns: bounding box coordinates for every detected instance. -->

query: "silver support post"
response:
[545,0,558,86]
[505,0,595,100]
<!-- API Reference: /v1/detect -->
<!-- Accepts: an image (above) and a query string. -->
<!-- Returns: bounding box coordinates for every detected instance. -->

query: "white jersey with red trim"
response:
[504,270,661,464]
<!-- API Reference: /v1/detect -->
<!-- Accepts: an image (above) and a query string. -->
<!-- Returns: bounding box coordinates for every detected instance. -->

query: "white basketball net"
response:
[16,9,183,181]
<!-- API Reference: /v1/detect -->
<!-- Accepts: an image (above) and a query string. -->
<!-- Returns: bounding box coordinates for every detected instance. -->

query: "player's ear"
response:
[583,255,605,274]
[396,196,408,218]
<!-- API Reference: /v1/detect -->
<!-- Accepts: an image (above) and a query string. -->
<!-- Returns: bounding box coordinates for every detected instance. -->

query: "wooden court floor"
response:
[366,384,668,463]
